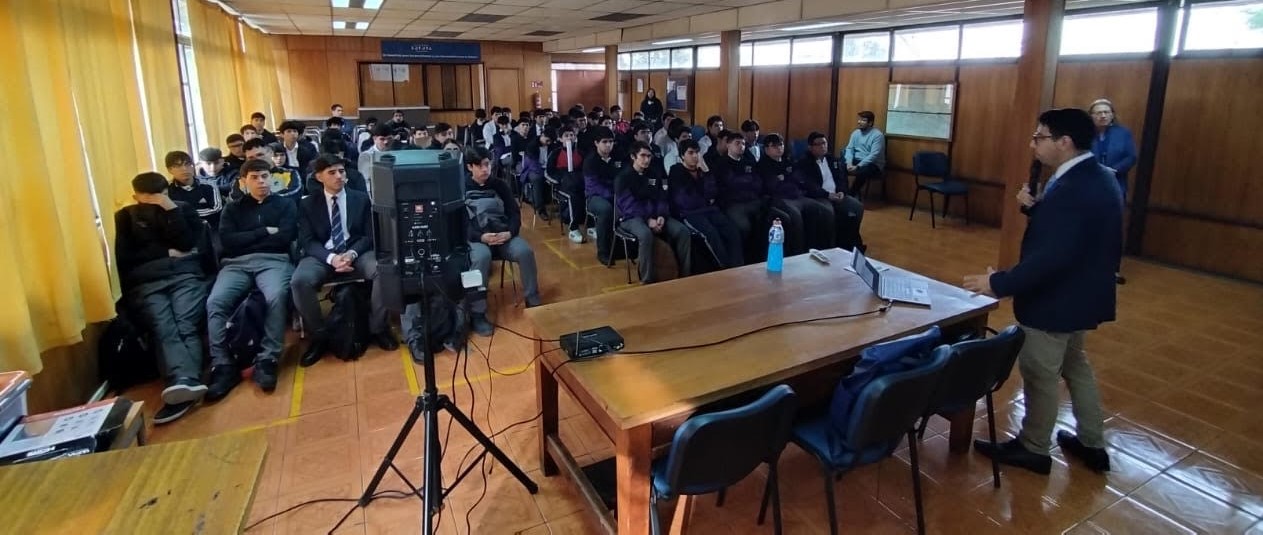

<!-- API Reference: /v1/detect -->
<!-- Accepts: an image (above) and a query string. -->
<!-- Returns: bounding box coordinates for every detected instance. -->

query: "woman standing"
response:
[640,88,664,128]
[1089,98,1136,285]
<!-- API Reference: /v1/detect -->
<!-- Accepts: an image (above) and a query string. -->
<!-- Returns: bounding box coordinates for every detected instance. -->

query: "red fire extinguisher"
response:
[532,92,542,109]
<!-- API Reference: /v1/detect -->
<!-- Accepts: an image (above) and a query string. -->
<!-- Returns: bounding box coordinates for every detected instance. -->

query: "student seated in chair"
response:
[797,131,867,252]
[584,127,622,265]
[464,146,542,333]
[115,172,212,424]
[264,142,305,204]
[757,134,835,254]
[205,158,297,401]
[661,119,692,176]
[164,150,223,229]
[292,155,398,368]
[308,138,368,195]
[224,133,247,176]
[197,147,239,202]
[552,126,588,244]
[668,139,743,269]
[698,115,725,158]
[841,111,886,197]
[709,130,766,264]
[522,129,554,221]
[429,122,455,150]
[249,112,278,145]
[278,120,318,173]
[617,141,692,283]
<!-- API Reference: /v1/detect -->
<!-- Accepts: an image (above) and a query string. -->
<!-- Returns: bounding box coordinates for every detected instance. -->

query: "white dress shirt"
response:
[323,190,350,265]
[1044,151,1096,196]
[817,157,837,194]
[284,143,299,168]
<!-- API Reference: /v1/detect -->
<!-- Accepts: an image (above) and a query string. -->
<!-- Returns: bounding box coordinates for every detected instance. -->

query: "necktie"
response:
[331,195,346,253]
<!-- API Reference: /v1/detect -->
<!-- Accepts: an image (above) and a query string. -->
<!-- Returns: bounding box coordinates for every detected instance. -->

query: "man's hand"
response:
[135,192,177,211]
[492,232,511,245]
[266,226,279,235]
[167,248,189,258]
[480,232,498,245]
[331,254,353,271]
[846,164,857,172]
[829,191,846,200]
[647,218,663,233]
[1017,185,1036,208]
[963,267,997,297]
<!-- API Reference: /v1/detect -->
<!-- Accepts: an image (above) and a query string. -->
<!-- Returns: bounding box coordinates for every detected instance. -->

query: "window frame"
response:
[892,24,963,63]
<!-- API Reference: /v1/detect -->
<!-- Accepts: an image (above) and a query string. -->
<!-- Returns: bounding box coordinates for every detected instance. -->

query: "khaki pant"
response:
[1017,326,1107,454]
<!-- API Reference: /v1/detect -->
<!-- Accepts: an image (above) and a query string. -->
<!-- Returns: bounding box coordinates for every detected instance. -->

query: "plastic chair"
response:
[909,151,970,228]
[790,139,808,160]
[917,325,1025,488]
[610,195,638,284]
[775,329,951,535]
[651,385,798,535]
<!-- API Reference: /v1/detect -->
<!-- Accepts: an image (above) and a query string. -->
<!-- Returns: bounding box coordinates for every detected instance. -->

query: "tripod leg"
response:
[440,396,540,494]
[360,395,426,506]
[422,397,442,533]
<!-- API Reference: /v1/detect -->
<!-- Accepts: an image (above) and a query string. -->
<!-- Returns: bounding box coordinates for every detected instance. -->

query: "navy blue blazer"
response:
[298,188,374,262]
[990,157,1123,333]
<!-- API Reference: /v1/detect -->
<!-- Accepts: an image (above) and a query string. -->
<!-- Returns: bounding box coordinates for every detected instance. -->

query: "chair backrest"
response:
[926,325,1026,414]
[843,346,951,454]
[828,326,942,433]
[791,139,808,160]
[659,384,798,497]
[689,125,706,142]
[912,151,950,183]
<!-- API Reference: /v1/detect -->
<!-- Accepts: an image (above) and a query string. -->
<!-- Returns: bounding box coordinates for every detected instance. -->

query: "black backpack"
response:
[225,290,268,367]
[97,301,158,392]
[326,283,371,361]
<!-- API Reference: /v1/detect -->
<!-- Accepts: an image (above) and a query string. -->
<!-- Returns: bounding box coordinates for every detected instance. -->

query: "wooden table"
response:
[527,249,997,534]
[0,429,268,533]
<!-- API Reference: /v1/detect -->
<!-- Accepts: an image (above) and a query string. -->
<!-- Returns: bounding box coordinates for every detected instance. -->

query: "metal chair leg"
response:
[649,491,662,535]
[986,392,1001,488]
[757,478,768,523]
[716,488,726,507]
[929,193,937,229]
[908,430,927,535]
[769,462,784,535]
[822,463,839,535]
[909,188,920,221]
[965,194,971,225]
[916,415,931,440]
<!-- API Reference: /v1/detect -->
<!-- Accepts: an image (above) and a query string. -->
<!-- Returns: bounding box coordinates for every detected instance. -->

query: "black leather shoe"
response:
[1057,431,1111,473]
[1115,273,1127,285]
[300,340,327,367]
[205,366,240,402]
[254,360,278,393]
[974,438,1052,475]
[373,331,399,351]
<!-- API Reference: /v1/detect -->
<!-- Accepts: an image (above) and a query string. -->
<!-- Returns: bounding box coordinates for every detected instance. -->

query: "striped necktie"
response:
[330,195,346,253]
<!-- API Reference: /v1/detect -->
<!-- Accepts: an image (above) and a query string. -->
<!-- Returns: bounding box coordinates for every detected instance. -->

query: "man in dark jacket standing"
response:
[965,108,1122,475]
[115,172,211,424]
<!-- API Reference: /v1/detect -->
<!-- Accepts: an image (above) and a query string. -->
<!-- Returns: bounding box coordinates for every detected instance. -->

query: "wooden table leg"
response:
[616,424,653,535]
[946,408,975,453]
[536,349,559,476]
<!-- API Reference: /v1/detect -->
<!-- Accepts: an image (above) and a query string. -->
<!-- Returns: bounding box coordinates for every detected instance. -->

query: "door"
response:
[486,67,522,112]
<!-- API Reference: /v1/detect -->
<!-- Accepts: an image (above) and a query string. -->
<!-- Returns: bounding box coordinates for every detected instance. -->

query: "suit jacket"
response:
[298,188,374,262]
[285,143,319,174]
[793,154,842,199]
[990,158,1122,332]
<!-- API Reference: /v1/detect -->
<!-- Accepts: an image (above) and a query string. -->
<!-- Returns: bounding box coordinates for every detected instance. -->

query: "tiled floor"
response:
[131,201,1263,534]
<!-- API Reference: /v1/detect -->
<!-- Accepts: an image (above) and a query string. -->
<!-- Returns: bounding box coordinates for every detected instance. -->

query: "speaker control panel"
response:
[398,200,444,278]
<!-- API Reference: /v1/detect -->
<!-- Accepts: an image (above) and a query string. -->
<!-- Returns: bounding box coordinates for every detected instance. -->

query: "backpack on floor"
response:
[326,283,371,361]
[97,300,158,393]
[225,289,267,368]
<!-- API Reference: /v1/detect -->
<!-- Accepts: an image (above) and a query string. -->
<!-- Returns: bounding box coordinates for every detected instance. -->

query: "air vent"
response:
[456,13,506,23]
[524,30,563,36]
[589,12,644,22]
[428,30,464,38]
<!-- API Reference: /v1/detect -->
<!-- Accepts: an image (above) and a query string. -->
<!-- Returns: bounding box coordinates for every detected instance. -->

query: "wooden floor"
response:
[131,201,1263,534]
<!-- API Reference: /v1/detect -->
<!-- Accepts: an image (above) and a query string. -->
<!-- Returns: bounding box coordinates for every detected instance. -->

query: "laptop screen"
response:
[852,249,880,291]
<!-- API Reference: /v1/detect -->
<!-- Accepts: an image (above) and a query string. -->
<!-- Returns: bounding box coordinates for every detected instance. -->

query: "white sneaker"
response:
[568,230,584,243]
[586,228,598,240]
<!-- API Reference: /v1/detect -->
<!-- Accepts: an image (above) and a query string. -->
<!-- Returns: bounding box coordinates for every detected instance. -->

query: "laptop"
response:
[850,249,932,306]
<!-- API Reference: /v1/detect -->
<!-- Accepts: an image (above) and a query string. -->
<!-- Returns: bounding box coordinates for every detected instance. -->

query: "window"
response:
[753,39,791,66]
[631,51,649,70]
[1060,9,1158,55]
[740,42,753,66]
[960,20,1022,59]
[551,63,605,70]
[173,0,206,152]
[649,49,671,69]
[791,36,833,65]
[671,48,693,69]
[696,45,720,68]
[893,25,961,61]
[617,53,630,70]
[1183,0,1263,51]
[841,31,891,63]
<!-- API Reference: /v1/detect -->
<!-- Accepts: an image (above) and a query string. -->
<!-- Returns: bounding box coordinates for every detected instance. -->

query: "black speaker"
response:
[370,150,468,311]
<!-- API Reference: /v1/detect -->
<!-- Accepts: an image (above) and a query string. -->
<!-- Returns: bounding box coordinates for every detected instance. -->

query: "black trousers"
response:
[845,158,882,197]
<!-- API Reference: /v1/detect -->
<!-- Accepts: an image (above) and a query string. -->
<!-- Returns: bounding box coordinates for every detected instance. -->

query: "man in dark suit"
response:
[965,108,1123,475]
[796,131,866,252]
[291,155,398,367]
[278,120,318,174]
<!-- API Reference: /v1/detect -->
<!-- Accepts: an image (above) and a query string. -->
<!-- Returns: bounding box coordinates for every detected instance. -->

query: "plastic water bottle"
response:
[767,219,785,272]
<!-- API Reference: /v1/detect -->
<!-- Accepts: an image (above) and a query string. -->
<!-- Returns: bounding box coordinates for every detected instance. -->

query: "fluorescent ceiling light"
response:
[332,0,349,7]
[778,21,852,31]
[364,0,383,8]
[332,20,368,29]
[354,21,368,30]
[333,20,344,29]
[651,38,692,45]
[581,47,604,53]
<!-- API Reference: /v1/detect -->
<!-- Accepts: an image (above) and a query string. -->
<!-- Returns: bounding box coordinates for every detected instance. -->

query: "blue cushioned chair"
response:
[909,151,970,228]
[650,385,798,535]
[771,328,949,535]
[917,325,1026,488]
[689,125,706,143]
[791,139,809,161]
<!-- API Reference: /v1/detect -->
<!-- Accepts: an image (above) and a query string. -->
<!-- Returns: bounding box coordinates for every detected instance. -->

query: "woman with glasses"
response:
[1089,99,1136,285]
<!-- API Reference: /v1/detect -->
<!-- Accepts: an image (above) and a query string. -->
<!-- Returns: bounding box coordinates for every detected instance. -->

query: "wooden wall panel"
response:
[556,70,607,114]
[521,46,551,111]
[455,64,473,109]
[953,64,1018,183]
[1142,213,1263,282]
[395,64,423,107]
[693,69,721,126]
[835,66,889,147]
[431,110,474,127]
[787,66,832,140]
[285,50,331,118]
[892,65,956,83]
[326,50,368,113]
[629,71,647,113]
[359,64,394,108]
[649,71,668,103]
[750,68,790,139]
[425,65,444,108]
[1150,58,1263,223]
[486,68,522,111]
[738,68,752,126]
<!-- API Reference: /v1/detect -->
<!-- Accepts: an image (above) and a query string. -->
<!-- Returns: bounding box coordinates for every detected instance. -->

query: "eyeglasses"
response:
[1031,134,1053,142]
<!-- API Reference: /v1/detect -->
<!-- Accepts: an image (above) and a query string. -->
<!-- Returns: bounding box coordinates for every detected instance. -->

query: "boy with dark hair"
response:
[198,147,239,200]
[482,106,502,143]
[385,109,410,131]
[653,111,677,150]
[165,150,223,228]
[668,139,742,269]
[709,130,764,264]
[552,126,587,243]
[841,110,886,196]
[430,122,454,149]
[224,133,247,174]
[470,108,489,147]
[698,115,725,157]
[798,131,866,251]
[240,124,261,141]
[205,158,297,400]
[741,119,763,160]
[278,120,317,172]
[610,105,630,135]
[358,116,378,152]
[522,128,554,221]
[756,133,835,254]
[462,146,542,329]
[616,141,692,283]
[583,126,621,264]
[250,112,278,144]
[114,171,211,424]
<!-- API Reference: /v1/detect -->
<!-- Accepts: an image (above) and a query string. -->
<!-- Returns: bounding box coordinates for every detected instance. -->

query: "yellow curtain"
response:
[187,0,242,141]
[235,26,286,122]
[0,0,117,373]
[129,0,188,165]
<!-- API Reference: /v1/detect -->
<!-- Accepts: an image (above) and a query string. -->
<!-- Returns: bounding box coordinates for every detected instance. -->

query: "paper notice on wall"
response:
[370,64,393,81]
[392,64,410,82]
[675,85,687,101]
[636,78,643,92]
